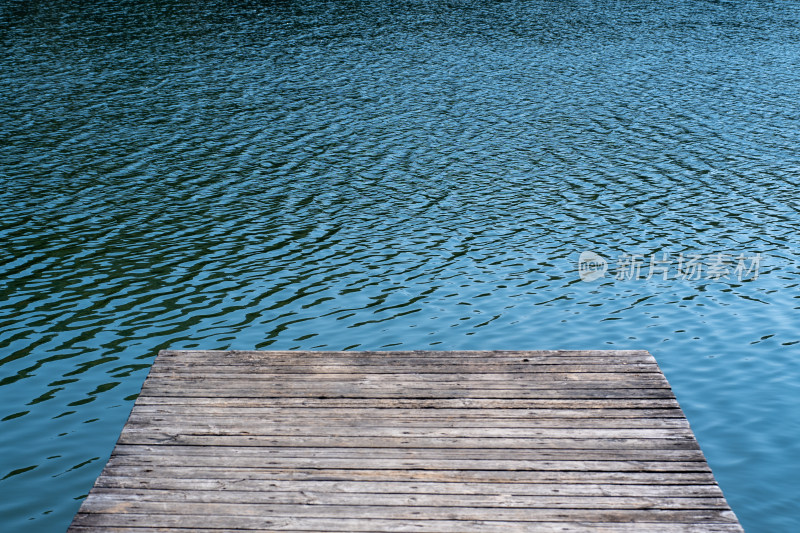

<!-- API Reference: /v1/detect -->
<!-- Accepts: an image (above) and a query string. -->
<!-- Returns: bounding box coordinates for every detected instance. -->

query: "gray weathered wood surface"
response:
[68,350,743,532]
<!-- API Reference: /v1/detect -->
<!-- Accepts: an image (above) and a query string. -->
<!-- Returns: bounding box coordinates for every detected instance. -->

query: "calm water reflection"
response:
[2,0,800,531]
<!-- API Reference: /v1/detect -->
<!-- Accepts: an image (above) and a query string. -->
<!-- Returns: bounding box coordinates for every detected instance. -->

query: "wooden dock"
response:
[68,350,743,532]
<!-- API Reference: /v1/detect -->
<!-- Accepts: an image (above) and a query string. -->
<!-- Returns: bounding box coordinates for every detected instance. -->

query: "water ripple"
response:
[2,0,800,531]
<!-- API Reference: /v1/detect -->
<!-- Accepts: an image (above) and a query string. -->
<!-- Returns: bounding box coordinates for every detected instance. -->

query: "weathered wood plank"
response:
[72,502,740,523]
[125,413,692,428]
[84,489,732,509]
[144,372,669,382]
[105,454,711,472]
[96,465,722,484]
[138,385,677,399]
[108,444,707,462]
[68,350,742,532]
[154,349,653,359]
[148,363,664,373]
[91,477,726,497]
[107,455,711,471]
[68,519,745,533]
[150,354,659,364]
[133,397,684,408]
[114,434,702,452]
[118,424,695,439]
[129,406,688,418]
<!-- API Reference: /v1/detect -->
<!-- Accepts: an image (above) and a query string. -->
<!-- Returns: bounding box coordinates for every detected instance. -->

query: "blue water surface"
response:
[2,1,800,531]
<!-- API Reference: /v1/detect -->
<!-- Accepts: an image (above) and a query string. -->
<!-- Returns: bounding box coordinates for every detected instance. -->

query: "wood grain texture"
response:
[68,350,743,532]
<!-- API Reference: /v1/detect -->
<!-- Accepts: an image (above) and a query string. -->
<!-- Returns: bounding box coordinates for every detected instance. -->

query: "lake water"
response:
[2,0,800,531]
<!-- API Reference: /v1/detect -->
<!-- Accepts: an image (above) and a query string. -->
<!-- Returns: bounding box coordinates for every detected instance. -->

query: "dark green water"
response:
[2,0,800,531]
